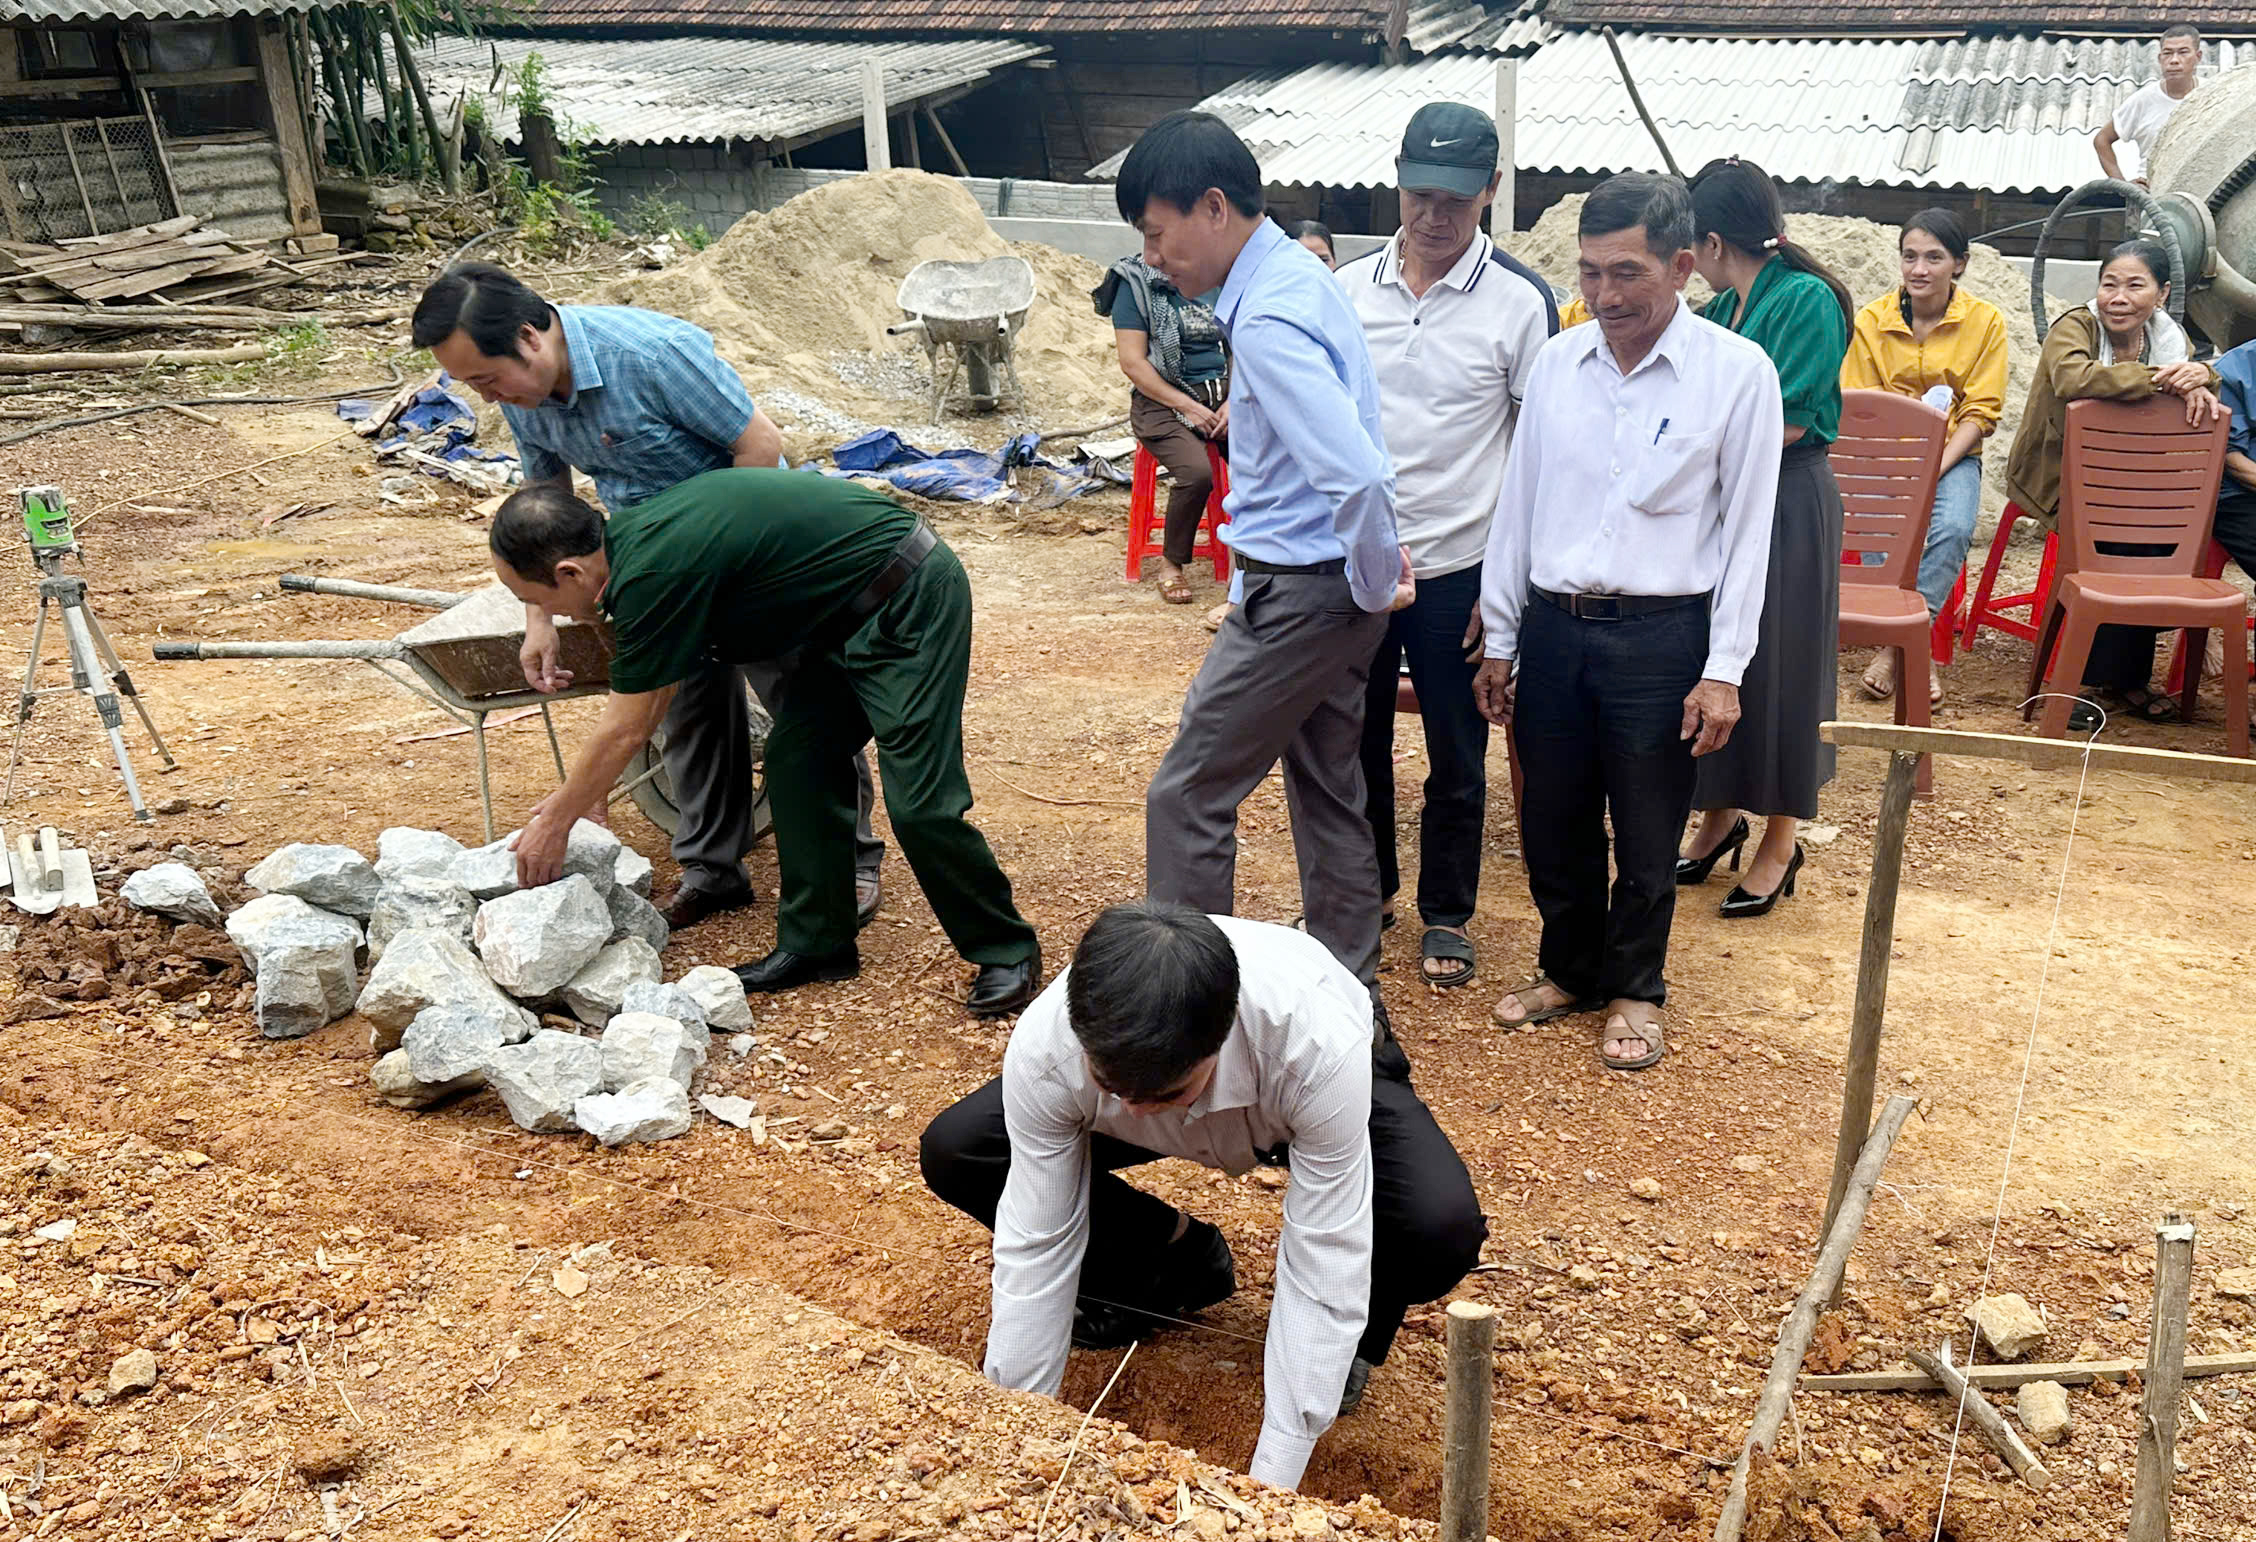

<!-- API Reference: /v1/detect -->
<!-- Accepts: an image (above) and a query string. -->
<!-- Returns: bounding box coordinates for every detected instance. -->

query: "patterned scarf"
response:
[1091,257,1220,392]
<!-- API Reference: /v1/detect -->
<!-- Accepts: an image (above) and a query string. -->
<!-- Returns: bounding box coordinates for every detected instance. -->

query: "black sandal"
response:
[1419,927,1476,989]
[2112,686,2180,722]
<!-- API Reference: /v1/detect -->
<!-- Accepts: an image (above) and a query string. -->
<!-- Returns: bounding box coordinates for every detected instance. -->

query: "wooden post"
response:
[923,105,971,178]
[1714,1094,1917,1542]
[1600,27,1681,179]
[1822,749,1918,1247]
[1904,1347,2051,1490]
[1491,56,1517,239]
[1439,1300,1497,1542]
[2129,1215,2197,1542]
[860,59,891,172]
[520,109,564,189]
[253,15,322,234]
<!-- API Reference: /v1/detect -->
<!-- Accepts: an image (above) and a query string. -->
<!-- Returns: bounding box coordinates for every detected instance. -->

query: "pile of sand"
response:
[608,170,1123,445]
[1516,195,2062,513]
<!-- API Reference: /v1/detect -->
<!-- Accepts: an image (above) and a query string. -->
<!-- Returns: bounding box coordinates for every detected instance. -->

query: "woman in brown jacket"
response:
[2005,238,2224,724]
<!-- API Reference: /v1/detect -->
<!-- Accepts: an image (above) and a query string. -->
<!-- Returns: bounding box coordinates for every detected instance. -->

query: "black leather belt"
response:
[837,522,938,632]
[1238,556,1345,576]
[1532,585,1708,621]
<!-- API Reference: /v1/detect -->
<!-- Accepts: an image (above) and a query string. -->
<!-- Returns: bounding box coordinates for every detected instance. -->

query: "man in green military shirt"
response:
[490,468,1043,1017]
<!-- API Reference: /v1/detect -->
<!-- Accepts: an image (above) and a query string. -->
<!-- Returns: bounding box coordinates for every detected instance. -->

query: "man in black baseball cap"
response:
[1336,100,1557,994]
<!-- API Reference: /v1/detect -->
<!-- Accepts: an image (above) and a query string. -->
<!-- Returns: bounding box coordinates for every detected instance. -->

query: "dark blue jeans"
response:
[1514,593,1707,1006]
[1359,564,1489,928]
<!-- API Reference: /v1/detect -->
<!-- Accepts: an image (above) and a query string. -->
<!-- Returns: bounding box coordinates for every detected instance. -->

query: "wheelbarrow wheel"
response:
[619,699,775,850]
[964,345,997,407]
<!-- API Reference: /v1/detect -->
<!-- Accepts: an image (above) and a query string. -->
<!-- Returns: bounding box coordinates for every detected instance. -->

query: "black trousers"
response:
[918,1070,1487,1366]
[1358,563,1488,928]
[1514,594,1707,1006]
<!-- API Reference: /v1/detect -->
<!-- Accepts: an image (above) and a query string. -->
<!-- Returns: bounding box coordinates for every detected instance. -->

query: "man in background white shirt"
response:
[1339,102,1556,992]
[2096,25,2202,186]
[919,900,1484,1492]
[1471,173,1781,1073]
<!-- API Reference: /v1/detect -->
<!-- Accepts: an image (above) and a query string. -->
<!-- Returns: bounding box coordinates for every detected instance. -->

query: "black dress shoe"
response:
[1338,1356,1375,1415]
[1675,814,1749,885]
[965,949,1041,1018]
[733,943,860,993]
[1720,843,1804,919]
[656,881,757,929]
[855,870,883,930]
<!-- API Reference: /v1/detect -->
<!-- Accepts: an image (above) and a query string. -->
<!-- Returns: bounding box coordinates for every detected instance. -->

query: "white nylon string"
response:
[1929,697,2104,1541]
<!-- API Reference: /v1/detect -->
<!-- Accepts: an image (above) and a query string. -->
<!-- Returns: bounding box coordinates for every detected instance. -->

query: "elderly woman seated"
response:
[2004,237,2225,729]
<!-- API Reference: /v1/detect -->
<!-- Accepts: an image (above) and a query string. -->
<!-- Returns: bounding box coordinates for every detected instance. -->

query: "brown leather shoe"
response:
[655,882,756,929]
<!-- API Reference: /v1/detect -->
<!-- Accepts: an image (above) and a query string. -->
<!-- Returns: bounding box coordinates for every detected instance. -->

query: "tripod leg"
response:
[541,703,566,782]
[474,711,495,843]
[79,605,175,767]
[3,591,53,806]
[60,597,150,822]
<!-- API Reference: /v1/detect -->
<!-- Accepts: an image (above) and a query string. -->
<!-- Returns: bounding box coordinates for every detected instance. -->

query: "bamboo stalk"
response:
[387,5,458,193]
[308,11,368,175]
[2129,1216,2198,1542]
[1714,1094,1918,1542]
[1905,1348,2051,1490]
[0,343,268,373]
[1440,1301,1497,1542]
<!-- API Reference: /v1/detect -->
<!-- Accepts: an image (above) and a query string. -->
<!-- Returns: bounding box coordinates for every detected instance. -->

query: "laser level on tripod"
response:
[5,484,176,822]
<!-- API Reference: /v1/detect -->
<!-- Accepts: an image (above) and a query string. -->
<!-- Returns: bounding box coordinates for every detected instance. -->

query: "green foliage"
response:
[623,192,712,250]
[275,320,330,361]
[496,51,616,254]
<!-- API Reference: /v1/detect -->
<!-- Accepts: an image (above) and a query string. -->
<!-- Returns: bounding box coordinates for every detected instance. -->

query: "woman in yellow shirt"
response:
[1839,210,2010,704]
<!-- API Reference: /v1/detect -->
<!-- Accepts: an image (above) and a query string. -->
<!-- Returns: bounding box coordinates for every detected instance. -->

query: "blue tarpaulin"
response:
[342,372,520,487]
[828,429,1103,505]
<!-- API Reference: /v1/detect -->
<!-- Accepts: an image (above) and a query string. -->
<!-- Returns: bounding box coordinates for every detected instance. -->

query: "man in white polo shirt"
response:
[1338,103,1556,992]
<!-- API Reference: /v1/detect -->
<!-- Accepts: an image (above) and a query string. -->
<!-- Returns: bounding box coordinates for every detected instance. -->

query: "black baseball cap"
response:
[1396,103,1499,198]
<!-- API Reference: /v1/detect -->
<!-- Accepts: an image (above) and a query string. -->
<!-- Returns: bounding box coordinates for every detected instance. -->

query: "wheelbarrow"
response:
[151,574,774,847]
[887,255,1036,425]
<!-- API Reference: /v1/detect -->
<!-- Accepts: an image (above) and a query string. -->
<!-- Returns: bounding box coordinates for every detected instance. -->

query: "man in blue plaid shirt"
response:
[414,263,886,930]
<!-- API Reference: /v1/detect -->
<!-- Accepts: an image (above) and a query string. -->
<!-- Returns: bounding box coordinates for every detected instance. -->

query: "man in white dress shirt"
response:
[1472,174,1781,1072]
[919,900,1485,1492]
[1339,102,1556,991]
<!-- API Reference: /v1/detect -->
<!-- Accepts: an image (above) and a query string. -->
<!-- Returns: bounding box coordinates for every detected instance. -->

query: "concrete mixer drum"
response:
[2146,63,2256,350]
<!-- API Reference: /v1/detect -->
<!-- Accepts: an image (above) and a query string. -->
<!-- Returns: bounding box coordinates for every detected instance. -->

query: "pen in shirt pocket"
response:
[1652,417,1670,445]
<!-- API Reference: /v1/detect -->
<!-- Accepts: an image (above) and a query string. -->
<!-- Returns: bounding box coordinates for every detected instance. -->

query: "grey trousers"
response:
[1145,570,1389,988]
[665,659,883,894]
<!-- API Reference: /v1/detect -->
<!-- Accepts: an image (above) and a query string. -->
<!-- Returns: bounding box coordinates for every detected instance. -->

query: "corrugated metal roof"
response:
[1090,30,2255,196]
[0,0,344,19]
[1403,0,1554,57]
[403,33,1047,147]
[520,0,1390,35]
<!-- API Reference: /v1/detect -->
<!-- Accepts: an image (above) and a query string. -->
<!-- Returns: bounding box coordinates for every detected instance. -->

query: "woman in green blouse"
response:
[1674,159,1855,920]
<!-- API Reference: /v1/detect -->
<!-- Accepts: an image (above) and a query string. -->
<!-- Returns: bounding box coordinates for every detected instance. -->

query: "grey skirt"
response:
[1695,438,1841,820]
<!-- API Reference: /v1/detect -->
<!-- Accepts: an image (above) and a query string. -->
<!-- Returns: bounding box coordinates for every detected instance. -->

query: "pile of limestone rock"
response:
[118,822,754,1146]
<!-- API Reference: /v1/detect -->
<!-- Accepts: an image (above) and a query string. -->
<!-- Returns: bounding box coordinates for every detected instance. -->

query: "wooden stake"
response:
[1802,1351,2256,1394]
[922,105,971,178]
[1600,27,1681,177]
[861,59,891,172]
[1714,1094,1917,1542]
[1822,720,2256,785]
[1905,1346,2050,1490]
[1823,749,1917,1246]
[2129,1215,2197,1542]
[1440,1300,1497,1542]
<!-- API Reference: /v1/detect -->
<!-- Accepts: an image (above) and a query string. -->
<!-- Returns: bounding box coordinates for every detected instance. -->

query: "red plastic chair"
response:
[1125,441,1230,582]
[2162,540,2256,693]
[1931,568,1965,665]
[1832,390,1949,793]
[1961,500,2059,649]
[2025,398,2245,750]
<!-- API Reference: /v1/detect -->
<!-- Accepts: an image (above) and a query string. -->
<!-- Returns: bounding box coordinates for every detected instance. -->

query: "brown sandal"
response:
[1598,1007,1666,1072]
[1158,574,1194,605]
[1491,975,1590,1031]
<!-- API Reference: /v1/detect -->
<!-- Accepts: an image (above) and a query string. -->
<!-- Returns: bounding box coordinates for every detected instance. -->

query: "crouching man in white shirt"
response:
[920,900,1485,1492]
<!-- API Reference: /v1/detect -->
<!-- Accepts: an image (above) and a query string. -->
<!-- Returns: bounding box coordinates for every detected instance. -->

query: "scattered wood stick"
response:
[1037,1341,1137,1542]
[0,343,267,374]
[1713,1094,1918,1542]
[73,428,357,532]
[537,1503,583,1542]
[1907,1347,2050,1490]
[983,769,1142,808]
[161,401,221,426]
[1801,1351,2256,1393]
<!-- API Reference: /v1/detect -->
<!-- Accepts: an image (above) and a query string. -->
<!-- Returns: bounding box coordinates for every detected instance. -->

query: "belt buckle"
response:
[1573,593,1622,622]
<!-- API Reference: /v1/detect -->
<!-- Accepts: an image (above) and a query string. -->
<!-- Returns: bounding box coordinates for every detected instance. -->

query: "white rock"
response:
[245,843,380,919]
[370,1046,480,1110]
[375,827,465,884]
[356,927,537,1052]
[2016,1380,2073,1445]
[605,884,670,954]
[561,820,622,891]
[1966,1294,2049,1361]
[698,1093,758,1128]
[473,875,611,998]
[107,1348,159,1397]
[225,893,363,968]
[448,841,520,901]
[614,845,654,897]
[676,964,754,1032]
[120,862,221,926]
[599,1012,702,1090]
[560,938,664,1026]
[484,1030,604,1134]
[728,1033,756,1059]
[618,981,706,1029]
[402,1001,532,1084]
[575,1077,692,1145]
[253,935,357,1038]
[366,876,476,962]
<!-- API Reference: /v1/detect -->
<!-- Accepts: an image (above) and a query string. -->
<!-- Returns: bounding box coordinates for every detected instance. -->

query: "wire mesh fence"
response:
[0,115,176,245]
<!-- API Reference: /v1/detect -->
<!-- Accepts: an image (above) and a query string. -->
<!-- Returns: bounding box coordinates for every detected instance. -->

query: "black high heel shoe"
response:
[1720,843,1804,919]
[1675,815,1749,885]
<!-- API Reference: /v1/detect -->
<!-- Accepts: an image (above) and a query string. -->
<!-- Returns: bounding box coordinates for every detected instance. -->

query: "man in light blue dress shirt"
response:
[1121,113,1414,1019]
[413,263,885,931]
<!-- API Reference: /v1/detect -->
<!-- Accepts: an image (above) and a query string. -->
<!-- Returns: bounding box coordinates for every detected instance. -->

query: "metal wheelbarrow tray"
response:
[888,255,1037,425]
[152,575,773,846]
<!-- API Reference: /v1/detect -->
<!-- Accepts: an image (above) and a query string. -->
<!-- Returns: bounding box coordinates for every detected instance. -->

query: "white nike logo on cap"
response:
[1428,137,1465,147]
